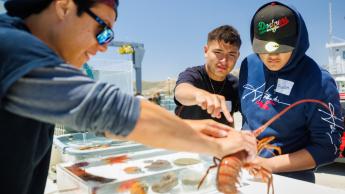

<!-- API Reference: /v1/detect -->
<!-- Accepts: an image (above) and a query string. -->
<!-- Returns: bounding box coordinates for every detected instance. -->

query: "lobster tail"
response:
[217,151,246,194]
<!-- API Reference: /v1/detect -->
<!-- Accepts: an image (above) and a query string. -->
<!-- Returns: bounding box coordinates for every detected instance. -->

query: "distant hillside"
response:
[140,68,240,97]
[141,79,176,97]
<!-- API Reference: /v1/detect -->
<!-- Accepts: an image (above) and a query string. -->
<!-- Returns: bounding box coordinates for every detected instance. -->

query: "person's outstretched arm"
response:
[3,65,256,159]
[122,100,255,158]
[175,83,233,123]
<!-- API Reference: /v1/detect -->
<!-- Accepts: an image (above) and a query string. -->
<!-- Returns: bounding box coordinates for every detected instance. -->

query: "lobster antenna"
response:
[253,99,330,137]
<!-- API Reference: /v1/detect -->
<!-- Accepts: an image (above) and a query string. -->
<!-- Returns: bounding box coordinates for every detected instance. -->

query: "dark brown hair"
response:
[5,0,119,20]
[207,25,242,48]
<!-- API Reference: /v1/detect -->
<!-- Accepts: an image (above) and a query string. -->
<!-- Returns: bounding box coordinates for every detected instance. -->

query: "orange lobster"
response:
[198,99,331,194]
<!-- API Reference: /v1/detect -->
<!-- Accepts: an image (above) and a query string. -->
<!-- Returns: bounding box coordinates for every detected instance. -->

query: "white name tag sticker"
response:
[275,78,294,96]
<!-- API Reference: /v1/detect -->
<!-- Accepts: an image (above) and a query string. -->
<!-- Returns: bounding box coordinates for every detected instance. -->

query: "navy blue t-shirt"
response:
[174,65,239,125]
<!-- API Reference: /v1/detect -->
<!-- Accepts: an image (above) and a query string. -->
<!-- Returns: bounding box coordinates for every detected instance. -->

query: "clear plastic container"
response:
[88,58,134,95]
[56,150,218,194]
[54,133,148,162]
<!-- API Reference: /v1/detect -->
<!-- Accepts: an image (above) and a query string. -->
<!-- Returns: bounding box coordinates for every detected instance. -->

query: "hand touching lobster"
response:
[198,99,331,194]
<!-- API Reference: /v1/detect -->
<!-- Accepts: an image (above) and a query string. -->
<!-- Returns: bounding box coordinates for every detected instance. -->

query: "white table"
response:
[45,171,345,194]
[47,143,345,194]
[238,173,345,194]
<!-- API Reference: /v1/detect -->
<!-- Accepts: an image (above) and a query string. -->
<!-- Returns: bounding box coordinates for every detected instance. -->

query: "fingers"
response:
[196,93,230,120]
[211,96,221,118]
[184,119,232,138]
[196,94,217,115]
[201,128,228,138]
[220,99,233,123]
[215,130,256,158]
[214,130,258,163]
[246,158,272,181]
[242,132,257,162]
[225,131,257,161]
[203,120,233,137]
[195,94,207,110]
[206,95,215,115]
[208,120,232,132]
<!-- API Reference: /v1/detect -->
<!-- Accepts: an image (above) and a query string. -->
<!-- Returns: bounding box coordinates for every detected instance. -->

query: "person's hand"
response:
[245,156,273,182]
[250,157,272,171]
[214,131,257,161]
[184,119,233,138]
[195,91,233,123]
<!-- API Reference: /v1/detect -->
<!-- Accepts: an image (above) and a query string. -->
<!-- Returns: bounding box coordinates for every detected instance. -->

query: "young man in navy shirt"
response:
[175,25,241,126]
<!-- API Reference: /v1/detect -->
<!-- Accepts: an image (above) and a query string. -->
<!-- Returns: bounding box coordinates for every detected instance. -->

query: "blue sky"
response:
[113,0,345,81]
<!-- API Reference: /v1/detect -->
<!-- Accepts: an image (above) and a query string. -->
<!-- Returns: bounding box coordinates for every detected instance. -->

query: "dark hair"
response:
[5,0,119,20]
[207,25,242,48]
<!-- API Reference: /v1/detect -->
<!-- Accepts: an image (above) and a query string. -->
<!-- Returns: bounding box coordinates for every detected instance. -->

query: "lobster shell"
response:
[217,151,247,194]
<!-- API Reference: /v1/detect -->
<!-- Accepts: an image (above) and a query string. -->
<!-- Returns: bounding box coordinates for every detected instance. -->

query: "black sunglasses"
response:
[85,9,114,45]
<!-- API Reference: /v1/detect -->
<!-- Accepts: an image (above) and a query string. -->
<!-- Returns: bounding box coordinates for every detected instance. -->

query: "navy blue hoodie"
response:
[239,2,344,168]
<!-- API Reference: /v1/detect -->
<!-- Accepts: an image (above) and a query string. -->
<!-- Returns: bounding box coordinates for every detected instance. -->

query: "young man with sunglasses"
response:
[174,25,241,126]
[0,1,256,194]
